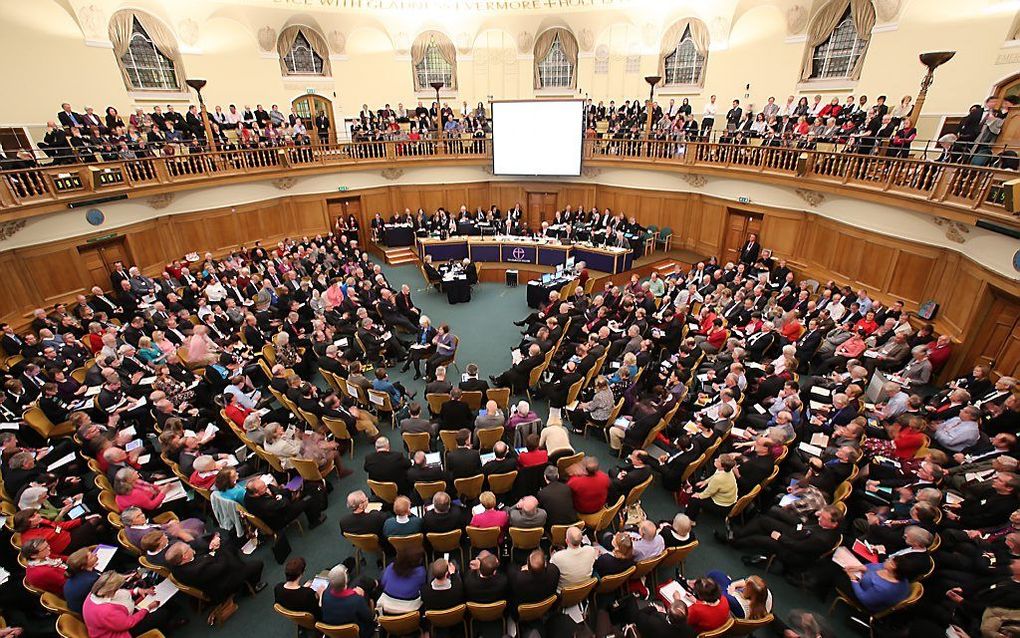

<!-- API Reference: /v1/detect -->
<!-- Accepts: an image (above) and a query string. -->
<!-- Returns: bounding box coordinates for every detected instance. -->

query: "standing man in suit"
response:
[739,233,761,264]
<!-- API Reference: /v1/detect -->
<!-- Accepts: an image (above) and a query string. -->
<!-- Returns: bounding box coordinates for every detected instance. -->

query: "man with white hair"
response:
[897,346,933,387]
[363,436,411,493]
[321,563,374,632]
[629,519,666,561]
[338,490,387,537]
[474,400,504,430]
[744,321,778,361]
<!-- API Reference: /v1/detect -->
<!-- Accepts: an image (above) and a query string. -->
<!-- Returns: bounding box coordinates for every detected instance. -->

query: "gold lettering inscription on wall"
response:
[269,0,635,11]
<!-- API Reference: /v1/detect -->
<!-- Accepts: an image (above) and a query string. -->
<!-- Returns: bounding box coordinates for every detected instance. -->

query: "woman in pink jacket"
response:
[82,572,159,638]
[112,468,169,514]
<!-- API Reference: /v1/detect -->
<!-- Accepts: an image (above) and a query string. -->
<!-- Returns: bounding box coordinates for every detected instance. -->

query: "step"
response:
[653,260,680,275]
[378,245,418,266]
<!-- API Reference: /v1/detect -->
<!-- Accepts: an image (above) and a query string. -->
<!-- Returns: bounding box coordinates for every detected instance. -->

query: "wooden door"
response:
[292,95,335,145]
[526,192,557,230]
[328,197,364,239]
[965,291,1020,380]
[77,238,130,292]
[722,209,763,264]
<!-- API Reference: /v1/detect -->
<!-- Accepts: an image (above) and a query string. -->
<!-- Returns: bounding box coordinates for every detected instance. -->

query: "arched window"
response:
[533,28,578,90]
[809,8,868,79]
[538,35,573,88]
[800,0,876,82]
[412,31,457,91]
[277,26,332,77]
[663,27,705,86]
[283,31,325,75]
[658,19,709,88]
[109,11,184,91]
[121,18,178,90]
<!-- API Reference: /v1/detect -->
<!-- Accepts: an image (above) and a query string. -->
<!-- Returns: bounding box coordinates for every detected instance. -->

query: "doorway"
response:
[328,196,363,239]
[722,209,764,264]
[77,237,130,292]
[526,192,557,231]
[962,288,1020,380]
[291,94,335,145]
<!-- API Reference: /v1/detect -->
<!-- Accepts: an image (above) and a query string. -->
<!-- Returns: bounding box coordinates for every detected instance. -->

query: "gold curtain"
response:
[411,31,456,91]
[278,26,332,77]
[848,0,876,80]
[799,0,852,81]
[533,27,577,90]
[658,18,710,85]
[109,9,185,91]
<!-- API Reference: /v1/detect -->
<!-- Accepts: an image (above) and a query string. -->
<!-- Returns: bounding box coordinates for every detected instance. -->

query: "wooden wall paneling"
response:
[940,259,985,335]
[466,184,489,208]
[361,190,394,219]
[695,200,724,256]
[392,186,419,214]
[124,221,168,275]
[291,198,329,235]
[887,250,938,306]
[669,194,696,249]
[760,211,803,260]
[201,209,243,254]
[0,252,37,321]
[421,189,446,214]
[831,232,863,279]
[491,183,525,210]
[173,211,211,255]
[253,203,287,243]
[855,240,896,291]
[638,193,664,229]
[18,244,90,304]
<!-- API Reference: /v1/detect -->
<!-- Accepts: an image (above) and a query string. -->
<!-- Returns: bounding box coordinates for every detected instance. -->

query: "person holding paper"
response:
[21,539,68,595]
[401,315,436,379]
[112,468,178,517]
[63,547,100,614]
[832,555,911,612]
[244,477,326,531]
[14,507,102,559]
[165,539,266,605]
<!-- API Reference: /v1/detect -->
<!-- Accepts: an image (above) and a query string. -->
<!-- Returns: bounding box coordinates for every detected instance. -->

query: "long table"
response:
[417,237,633,275]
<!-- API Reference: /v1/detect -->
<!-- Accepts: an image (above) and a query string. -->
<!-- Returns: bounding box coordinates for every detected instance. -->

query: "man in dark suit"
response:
[363,437,412,494]
[794,319,823,369]
[738,233,761,264]
[438,388,474,431]
[458,364,489,394]
[489,343,544,393]
[339,490,388,537]
[730,504,844,571]
[165,539,265,603]
[537,466,577,527]
[803,446,858,496]
[744,323,778,362]
[406,451,450,494]
[57,103,84,129]
[243,477,325,531]
[463,551,508,603]
[608,451,653,504]
[482,442,517,477]
[445,429,482,480]
[629,595,698,638]
[735,439,777,495]
[422,491,468,534]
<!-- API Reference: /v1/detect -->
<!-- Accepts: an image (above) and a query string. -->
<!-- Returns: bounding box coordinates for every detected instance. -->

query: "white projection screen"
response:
[491,100,584,177]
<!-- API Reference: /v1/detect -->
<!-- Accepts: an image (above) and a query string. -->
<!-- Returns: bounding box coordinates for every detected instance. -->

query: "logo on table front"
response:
[510,247,527,262]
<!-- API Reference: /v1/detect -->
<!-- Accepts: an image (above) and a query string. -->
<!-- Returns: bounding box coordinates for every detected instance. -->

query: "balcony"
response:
[2,137,1017,230]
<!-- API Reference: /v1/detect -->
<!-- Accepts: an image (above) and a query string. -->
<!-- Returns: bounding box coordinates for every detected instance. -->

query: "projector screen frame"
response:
[489,98,586,178]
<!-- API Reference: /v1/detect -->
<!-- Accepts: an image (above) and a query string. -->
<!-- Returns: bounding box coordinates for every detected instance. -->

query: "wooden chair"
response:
[426,392,451,415]
[40,592,75,618]
[296,408,321,432]
[564,376,585,408]
[389,533,425,553]
[656,540,699,584]
[585,397,624,440]
[261,344,277,366]
[466,525,501,554]
[829,582,924,638]
[424,604,466,633]
[624,475,654,507]
[466,600,507,636]
[377,611,420,637]
[273,603,317,637]
[367,479,399,505]
[58,613,163,638]
[833,480,853,503]
[454,474,485,502]
[414,481,446,503]
[595,566,635,604]
[517,594,558,623]
[23,406,73,439]
[598,495,626,533]
[343,533,384,574]
[577,508,604,532]
[508,526,543,556]
[525,363,547,402]
[460,390,484,412]
[486,471,517,498]
[367,389,398,428]
[402,431,431,454]
[439,430,459,455]
[558,576,598,609]
[725,485,761,528]
[426,529,464,564]
[315,622,360,638]
[486,387,511,412]
[549,522,585,547]
[556,451,584,474]
[290,457,337,484]
[725,613,775,636]
[321,416,355,458]
[631,551,666,582]
[475,426,504,451]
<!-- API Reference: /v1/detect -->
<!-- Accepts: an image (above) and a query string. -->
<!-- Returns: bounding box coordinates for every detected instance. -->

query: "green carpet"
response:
[172,263,856,637]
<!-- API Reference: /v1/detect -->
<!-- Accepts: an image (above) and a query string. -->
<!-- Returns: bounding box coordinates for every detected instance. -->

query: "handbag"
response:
[271,531,292,564]
[675,481,694,507]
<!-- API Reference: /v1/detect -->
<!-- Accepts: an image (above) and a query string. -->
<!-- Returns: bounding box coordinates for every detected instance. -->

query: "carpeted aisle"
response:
[173,263,854,638]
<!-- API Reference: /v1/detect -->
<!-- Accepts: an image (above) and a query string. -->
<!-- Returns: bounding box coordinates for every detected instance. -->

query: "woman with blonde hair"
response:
[705,570,773,619]
[82,571,161,638]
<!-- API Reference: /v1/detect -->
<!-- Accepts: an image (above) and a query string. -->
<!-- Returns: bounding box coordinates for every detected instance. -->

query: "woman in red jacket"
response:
[22,539,68,595]
[686,577,731,633]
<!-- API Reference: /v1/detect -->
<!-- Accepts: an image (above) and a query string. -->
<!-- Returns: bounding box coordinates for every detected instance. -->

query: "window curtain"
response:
[108,9,185,91]
[278,26,332,76]
[533,27,578,90]
[800,0,875,81]
[658,18,710,85]
[411,31,457,91]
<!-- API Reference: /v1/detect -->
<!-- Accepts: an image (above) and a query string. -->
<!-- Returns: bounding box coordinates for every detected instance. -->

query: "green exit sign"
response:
[737,196,751,204]
[338,186,349,192]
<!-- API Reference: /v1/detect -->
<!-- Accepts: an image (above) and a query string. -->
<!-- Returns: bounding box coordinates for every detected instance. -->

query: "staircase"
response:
[653,259,682,276]
[380,245,419,266]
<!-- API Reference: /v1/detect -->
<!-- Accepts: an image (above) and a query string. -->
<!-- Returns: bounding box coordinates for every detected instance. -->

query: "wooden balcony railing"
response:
[1,136,1016,228]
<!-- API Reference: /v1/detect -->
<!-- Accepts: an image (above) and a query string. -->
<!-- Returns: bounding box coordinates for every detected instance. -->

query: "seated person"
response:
[832,555,912,612]
[165,539,265,604]
[382,496,423,537]
[244,476,326,531]
[508,549,560,608]
[595,531,635,577]
[377,545,426,614]
[420,557,465,611]
[550,526,597,588]
[320,564,375,638]
[470,491,510,542]
[686,577,731,633]
[463,550,508,603]
[275,557,321,620]
[704,572,772,620]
